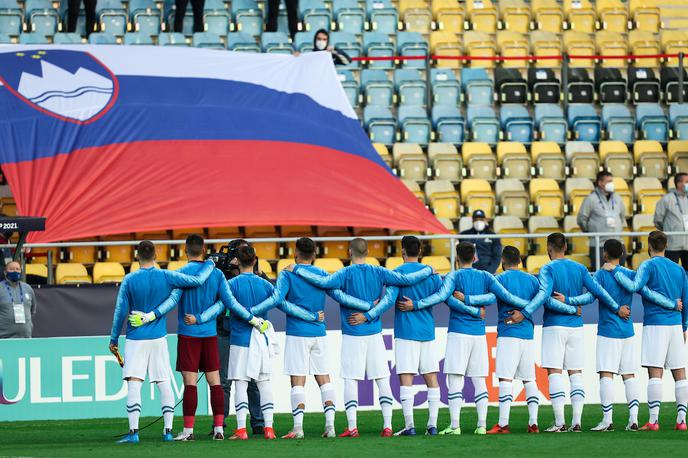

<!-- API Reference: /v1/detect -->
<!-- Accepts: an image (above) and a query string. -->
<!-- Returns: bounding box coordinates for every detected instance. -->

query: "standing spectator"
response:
[174,0,205,33]
[66,0,97,37]
[0,261,36,339]
[654,173,688,270]
[266,0,298,40]
[460,209,501,274]
[577,171,626,267]
[312,29,350,65]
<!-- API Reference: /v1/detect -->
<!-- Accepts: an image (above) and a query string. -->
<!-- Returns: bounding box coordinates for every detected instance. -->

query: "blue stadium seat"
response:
[59,0,86,35]
[192,31,224,48]
[53,32,84,43]
[203,0,231,35]
[636,103,669,142]
[364,106,396,144]
[363,31,394,69]
[166,0,193,35]
[88,32,119,44]
[431,106,465,144]
[534,104,567,144]
[293,30,315,52]
[124,31,154,44]
[394,69,426,107]
[365,0,398,35]
[232,0,263,36]
[18,32,49,43]
[361,69,393,107]
[157,32,188,45]
[299,0,331,32]
[25,0,59,36]
[396,31,428,69]
[333,0,365,34]
[461,68,493,105]
[0,32,10,42]
[337,69,359,108]
[568,104,601,143]
[97,0,128,36]
[128,0,161,35]
[227,31,260,51]
[431,68,462,107]
[261,31,293,53]
[330,31,362,69]
[0,0,23,36]
[602,104,635,144]
[467,105,500,144]
[670,104,688,140]
[501,104,533,143]
[398,106,432,144]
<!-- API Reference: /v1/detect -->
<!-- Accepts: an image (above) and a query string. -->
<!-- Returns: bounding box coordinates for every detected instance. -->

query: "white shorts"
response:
[123,337,171,382]
[444,332,488,377]
[341,334,390,380]
[283,335,329,376]
[228,345,270,382]
[596,335,636,375]
[641,325,687,370]
[395,338,439,375]
[495,337,536,381]
[541,326,584,371]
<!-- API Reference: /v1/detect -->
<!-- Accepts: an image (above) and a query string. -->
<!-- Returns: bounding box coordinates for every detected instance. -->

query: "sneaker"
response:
[438,426,461,436]
[625,423,639,432]
[487,424,510,435]
[174,431,195,442]
[214,431,226,441]
[282,430,305,440]
[116,431,139,444]
[567,424,582,433]
[339,428,359,438]
[474,426,487,435]
[394,427,417,436]
[544,424,567,433]
[322,426,336,438]
[639,422,659,431]
[675,422,687,431]
[264,427,276,440]
[590,422,614,432]
[426,426,438,436]
[527,424,540,434]
[228,428,247,440]
[163,429,174,442]
[380,428,393,437]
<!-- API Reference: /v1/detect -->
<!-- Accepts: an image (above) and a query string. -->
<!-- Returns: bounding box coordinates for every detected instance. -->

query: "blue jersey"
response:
[109,262,214,344]
[495,270,540,340]
[591,269,635,339]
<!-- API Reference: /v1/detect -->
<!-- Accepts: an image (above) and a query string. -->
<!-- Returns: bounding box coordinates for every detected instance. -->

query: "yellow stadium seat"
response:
[93,262,125,284]
[532,0,564,32]
[353,227,389,259]
[55,263,91,285]
[171,227,205,243]
[136,231,170,262]
[629,30,660,68]
[596,0,629,33]
[497,31,529,68]
[317,226,351,259]
[430,31,462,68]
[632,214,655,252]
[30,247,60,265]
[612,177,633,216]
[531,142,566,180]
[568,254,591,269]
[403,179,426,204]
[281,225,314,257]
[633,140,668,180]
[314,258,345,274]
[669,141,688,173]
[258,259,274,279]
[526,254,550,274]
[1,198,16,217]
[530,178,564,217]
[365,257,381,266]
[244,226,280,260]
[425,180,460,219]
[529,215,561,254]
[207,226,242,252]
[564,0,595,33]
[393,143,429,182]
[25,263,48,278]
[564,31,595,67]
[629,0,660,33]
[166,260,187,270]
[130,262,160,273]
[493,215,527,254]
[431,217,456,256]
[374,143,393,167]
[102,234,134,264]
[496,142,531,179]
[495,179,530,219]
[566,141,599,179]
[599,141,634,180]
[633,177,664,215]
[595,31,628,68]
[661,30,688,66]
[530,31,562,68]
[632,252,650,270]
[421,255,452,274]
[499,0,531,33]
[564,215,589,255]
[432,0,465,33]
[429,143,463,182]
[399,0,432,33]
[460,178,496,218]
[67,240,98,264]
[385,256,404,270]
[464,31,497,68]
[276,259,292,274]
[564,177,594,214]
[465,0,498,33]
[462,142,497,181]
[458,216,474,232]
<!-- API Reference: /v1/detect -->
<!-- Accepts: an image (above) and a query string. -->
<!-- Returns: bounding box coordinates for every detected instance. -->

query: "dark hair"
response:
[401,235,421,257]
[501,245,521,267]
[237,245,256,268]
[596,170,613,185]
[350,237,368,257]
[648,230,668,253]
[295,237,316,259]
[137,240,156,262]
[185,234,205,258]
[313,28,329,50]
[674,173,688,188]
[457,241,476,264]
[547,232,566,253]
[603,239,623,261]
[227,238,249,250]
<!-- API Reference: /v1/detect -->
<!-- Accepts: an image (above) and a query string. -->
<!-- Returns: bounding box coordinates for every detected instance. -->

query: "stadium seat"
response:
[398,106,432,145]
[496,141,530,180]
[313,258,344,273]
[532,0,564,33]
[530,31,562,68]
[374,142,393,167]
[662,67,688,105]
[599,140,634,180]
[530,178,564,217]
[501,104,533,143]
[431,69,462,107]
[430,218,456,256]
[493,215,527,254]
[630,0,660,33]
[670,104,688,141]
[165,260,187,271]
[294,31,315,52]
[53,32,84,43]
[403,179,426,203]
[566,67,595,104]
[495,67,528,104]
[136,232,170,262]
[660,30,688,66]
[333,0,365,34]
[430,32,462,68]
[393,143,428,181]
[568,104,601,143]
[363,31,395,69]
[365,0,398,34]
[158,32,188,45]
[317,226,351,259]
[25,263,48,280]
[433,0,464,33]
[93,262,126,284]
[0,0,23,35]
[421,256,451,274]
[232,0,263,36]
[397,32,429,69]
[97,0,128,35]
[467,105,500,144]
[534,104,567,144]
[256,259,274,280]
[56,263,91,285]
[25,0,59,35]
[385,256,404,270]
[425,180,460,219]
[563,0,595,33]
[564,31,595,67]
[398,0,432,33]
[495,178,529,219]
[362,69,394,107]
[462,142,497,180]
[631,252,650,270]
[129,0,161,35]
[88,32,120,44]
[464,31,497,68]
[612,176,634,215]
[595,66,627,104]
[499,0,530,33]
[261,32,293,53]
[634,140,668,179]
[526,254,549,274]
[628,66,660,104]
[461,68,494,105]
[636,103,669,142]
[353,227,389,259]
[629,30,661,68]
[206,226,242,252]
[565,177,594,214]
[528,215,560,254]
[431,106,465,144]
[242,226,279,260]
[19,33,49,43]
[330,32,362,69]
[67,240,98,264]
[633,176,664,214]
[564,215,589,255]
[102,234,134,263]
[460,178,496,218]
[669,140,688,173]
[282,225,314,256]
[336,70,359,109]
[528,68,561,104]
[363,106,396,144]
[465,0,498,33]
[632,214,655,252]
[394,69,427,107]
[275,259,292,274]
[299,0,331,32]
[124,31,154,44]
[458,216,473,232]
[602,104,634,144]
[531,141,566,180]
[429,143,462,182]
[192,31,224,48]
[596,0,628,33]
[497,31,529,69]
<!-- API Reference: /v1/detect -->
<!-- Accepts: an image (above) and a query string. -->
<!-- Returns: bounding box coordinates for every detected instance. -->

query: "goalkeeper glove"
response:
[248,317,269,334]
[128,311,156,327]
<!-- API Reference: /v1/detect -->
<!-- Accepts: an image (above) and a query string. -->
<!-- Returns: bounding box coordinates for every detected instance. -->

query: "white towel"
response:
[246,321,278,380]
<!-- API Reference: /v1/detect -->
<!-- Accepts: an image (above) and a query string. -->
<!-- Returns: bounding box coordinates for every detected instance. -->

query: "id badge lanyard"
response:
[4,280,25,324]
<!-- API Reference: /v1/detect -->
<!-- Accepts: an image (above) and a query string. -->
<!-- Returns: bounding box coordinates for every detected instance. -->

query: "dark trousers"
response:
[174,0,205,33]
[217,334,264,430]
[666,250,688,270]
[266,0,298,39]
[590,244,627,269]
[66,0,97,36]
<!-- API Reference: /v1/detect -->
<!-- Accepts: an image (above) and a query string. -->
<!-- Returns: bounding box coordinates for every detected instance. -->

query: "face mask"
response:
[604,182,615,193]
[683,183,688,193]
[473,221,486,232]
[315,39,328,50]
[6,271,20,282]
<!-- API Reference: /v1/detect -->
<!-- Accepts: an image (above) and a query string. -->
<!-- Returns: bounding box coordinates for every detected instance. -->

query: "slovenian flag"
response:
[0,46,446,242]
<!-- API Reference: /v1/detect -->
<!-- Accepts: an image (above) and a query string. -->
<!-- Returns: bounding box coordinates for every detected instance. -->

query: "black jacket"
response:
[459,228,502,274]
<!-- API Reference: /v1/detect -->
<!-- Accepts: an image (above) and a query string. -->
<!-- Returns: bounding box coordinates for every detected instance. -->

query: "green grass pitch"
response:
[1,403,684,457]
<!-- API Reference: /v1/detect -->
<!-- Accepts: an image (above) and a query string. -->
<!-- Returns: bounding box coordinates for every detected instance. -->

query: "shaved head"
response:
[350,238,368,258]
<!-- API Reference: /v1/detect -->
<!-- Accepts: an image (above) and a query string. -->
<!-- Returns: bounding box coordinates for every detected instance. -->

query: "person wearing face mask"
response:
[654,173,688,270]
[459,210,501,274]
[0,261,36,338]
[577,171,626,268]
[311,29,351,66]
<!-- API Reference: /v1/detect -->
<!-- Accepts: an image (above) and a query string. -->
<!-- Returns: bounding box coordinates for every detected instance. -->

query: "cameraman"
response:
[215,239,267,435]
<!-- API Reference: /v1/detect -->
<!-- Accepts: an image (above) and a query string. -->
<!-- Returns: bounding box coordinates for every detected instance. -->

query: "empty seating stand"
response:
[567,68,595,104]
[495,67,528,104]
[528,67,561,104]
[594,66,627,104]
[628,66,660,104]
